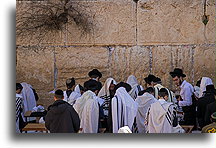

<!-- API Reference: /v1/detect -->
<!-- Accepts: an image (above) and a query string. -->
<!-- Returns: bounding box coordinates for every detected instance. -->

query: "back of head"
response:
[138,87,154,96]
[54,89,64,100]
[66,78,75,89]
[16,83,23,91]
[115,82,132,92]
[84,79,100,92]
[158,88,168,98]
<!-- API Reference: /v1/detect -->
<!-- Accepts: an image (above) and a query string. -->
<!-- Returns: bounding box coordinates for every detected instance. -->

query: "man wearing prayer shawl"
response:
[199,77,213,98]
[146,88,180,133]
[74,84,84,95]
[152,77,176,103]
[88,69,103,91]
[16,83,24,133]
[74,80,103,133]
[21,82,37,122]
[111,83,138,133]
[126,75,144,100]
[63,78,81,106]
[135,87,157,133]
[98,78,117,117]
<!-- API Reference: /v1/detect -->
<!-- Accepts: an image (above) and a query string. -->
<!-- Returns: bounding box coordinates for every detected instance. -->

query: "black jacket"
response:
[197,93,215,128]
[204,101,216,125]
[45,100,80,133]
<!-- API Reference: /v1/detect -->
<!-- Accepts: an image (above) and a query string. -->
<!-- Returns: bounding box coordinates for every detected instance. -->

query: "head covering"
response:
[118,126,132,133]
[16,83,23,91]
[203,85,216,95]
[169,68,186,78]
[153,77,162,83]
[88,69,102,78]
[84,79,100,92]
[73,90,99,133]
[211,112,216,120]
[98,78,117,97]
[144,74,157,84]
[111,87,138,133]
[115,82,132,92]
[126,75,143,100]
[199,77,213,98]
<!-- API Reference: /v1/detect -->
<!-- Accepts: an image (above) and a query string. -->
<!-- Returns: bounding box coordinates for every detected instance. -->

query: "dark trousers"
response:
[182,105,196,126]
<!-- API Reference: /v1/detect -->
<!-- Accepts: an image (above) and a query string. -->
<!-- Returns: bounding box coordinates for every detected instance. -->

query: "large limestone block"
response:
[16,46,55,107]
[55,46,109,89]
[66,0,136,46]
[137,0,215,45]
[204,0,216,43]
[194,44,215,84]
[108,46,150,86]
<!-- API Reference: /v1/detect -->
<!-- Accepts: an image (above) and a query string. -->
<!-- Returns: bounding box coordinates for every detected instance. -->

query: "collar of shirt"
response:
[180,80,186,89]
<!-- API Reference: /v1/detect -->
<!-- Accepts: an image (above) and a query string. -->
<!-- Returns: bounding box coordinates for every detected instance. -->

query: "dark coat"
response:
[45,100,80,133]
[204,101,216,125]
[197,93,215,128]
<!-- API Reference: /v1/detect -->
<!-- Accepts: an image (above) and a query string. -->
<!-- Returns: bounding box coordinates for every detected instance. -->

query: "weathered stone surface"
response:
[204,0,216,43]
[66,0,136,46]
[137,0,215,45]
[194,44,215,84]
[108,46,150,87]
[55,46,110,90]
[16,46,55,108]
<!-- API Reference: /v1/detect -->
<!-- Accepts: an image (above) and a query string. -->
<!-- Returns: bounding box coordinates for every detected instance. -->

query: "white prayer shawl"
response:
[146,100,176,133]
[199,77,213,98]
[112,87,138,133]
[73,91,99,133]
[63,91,81,106]
[118,126,132,133]
[21,82,37,122]
[16,94,23,133]
[126,75,144,100]
[194,86,200,98]
[74,84,81,94]
[154,84,176,103]
[135,93,157,133]
[98,78,117,98]
[98,78,117,116]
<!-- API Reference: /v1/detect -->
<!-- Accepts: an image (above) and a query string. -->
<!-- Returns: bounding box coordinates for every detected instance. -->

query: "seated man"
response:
[202,112,216,133]
[135,87,157,133]
[63,78,81,105]
[45,89,80,133]
[146,88,179,133]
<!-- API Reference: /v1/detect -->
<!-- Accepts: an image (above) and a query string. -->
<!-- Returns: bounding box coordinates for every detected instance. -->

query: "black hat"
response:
[84,79,100,92]
[203,85,216,95]
[169,68,186,78]
[115,82,132,92]
[88,69,102,78]
[144,74,156,84]
[153,77,161,83]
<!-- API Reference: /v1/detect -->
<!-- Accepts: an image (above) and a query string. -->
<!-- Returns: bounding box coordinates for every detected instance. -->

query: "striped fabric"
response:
[16,97,22,122]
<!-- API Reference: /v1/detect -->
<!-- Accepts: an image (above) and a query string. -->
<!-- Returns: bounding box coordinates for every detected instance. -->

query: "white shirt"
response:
[179,80,194,107]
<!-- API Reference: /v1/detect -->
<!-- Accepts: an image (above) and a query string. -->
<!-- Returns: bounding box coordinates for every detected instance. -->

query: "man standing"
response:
[63,78,81,105]
[16,83,24,133]
[45,89,80,133]
[170,68,196,126]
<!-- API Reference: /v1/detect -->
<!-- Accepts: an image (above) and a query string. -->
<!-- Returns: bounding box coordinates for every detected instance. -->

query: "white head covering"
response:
[112,87,138,133]
[126,75,143,100]
[98,78,117,98]
[118,126,132,133]
[73,90,99,133]
[199,77,213,98]
[135,93,157,133]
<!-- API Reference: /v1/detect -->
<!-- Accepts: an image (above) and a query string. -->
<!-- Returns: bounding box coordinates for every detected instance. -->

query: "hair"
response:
[54,89,64,99]
[115,82,132,92]
[158,88,169,98]
[16,83,23,91]
[84,80,100,92]
[138,87,154,96]
[90,74,99,79]
[170,74,181,78]
[66,78,75,89]
[196,79,201,87]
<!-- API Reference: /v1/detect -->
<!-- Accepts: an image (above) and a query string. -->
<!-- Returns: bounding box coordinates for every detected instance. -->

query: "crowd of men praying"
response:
[16,68,216,133]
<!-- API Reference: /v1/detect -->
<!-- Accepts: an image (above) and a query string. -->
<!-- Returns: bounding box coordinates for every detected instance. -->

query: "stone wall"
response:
[16,0,215,108]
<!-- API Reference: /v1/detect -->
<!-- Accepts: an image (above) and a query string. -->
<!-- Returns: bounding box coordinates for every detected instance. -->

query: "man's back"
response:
[45,100,80,133]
